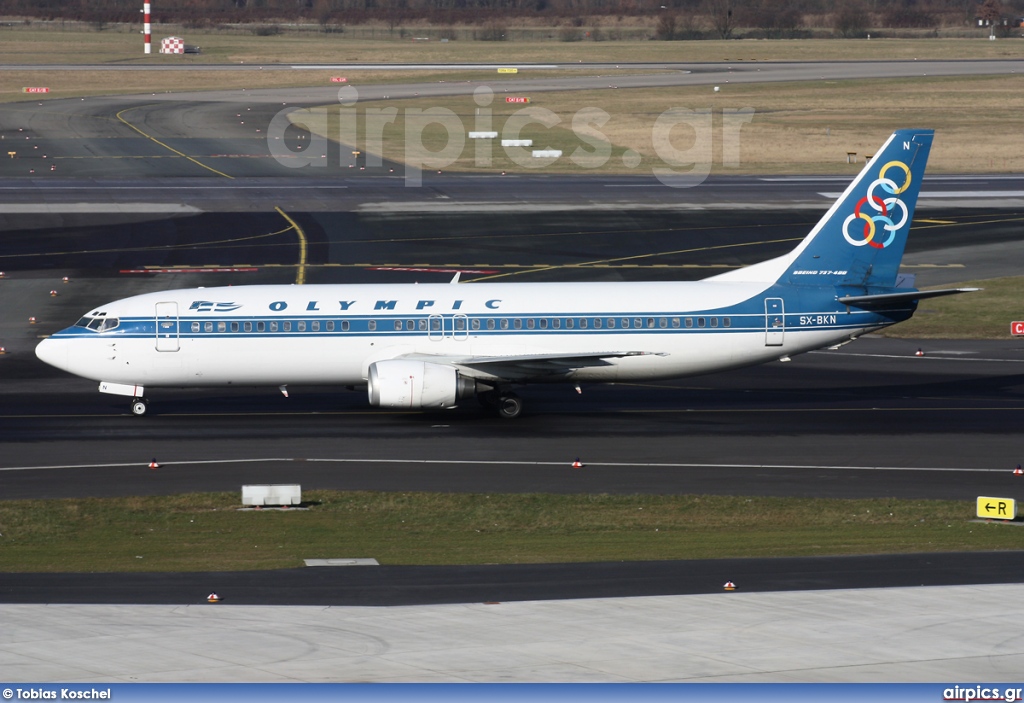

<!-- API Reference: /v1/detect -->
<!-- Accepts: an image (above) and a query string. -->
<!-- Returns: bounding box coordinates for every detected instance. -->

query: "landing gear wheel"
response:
[131,397,149,416]
[497,393,523,419]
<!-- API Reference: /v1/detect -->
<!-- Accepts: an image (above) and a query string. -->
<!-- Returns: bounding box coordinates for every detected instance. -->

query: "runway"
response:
[1,59,1023,683]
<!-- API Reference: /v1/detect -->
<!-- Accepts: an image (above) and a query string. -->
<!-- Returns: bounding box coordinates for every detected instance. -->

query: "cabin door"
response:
[764,298,785,346]
[155,302,180,352]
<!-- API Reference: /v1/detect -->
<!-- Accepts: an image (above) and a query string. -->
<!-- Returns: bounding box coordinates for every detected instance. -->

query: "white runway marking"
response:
[0,203,202,213]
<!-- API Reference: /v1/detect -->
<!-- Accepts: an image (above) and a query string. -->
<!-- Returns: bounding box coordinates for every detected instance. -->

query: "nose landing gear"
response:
[130,397,149,416]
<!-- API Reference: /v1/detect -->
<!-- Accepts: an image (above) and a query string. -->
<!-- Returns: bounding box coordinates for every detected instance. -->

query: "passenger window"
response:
[431,318,441,331]
[724,317,731,328]
[672,318,680,328]
[327,321,335,332]
[500,319,509,330]
[419,319,427,331]
[514,319,522,330]
[527,319,535,330]
[298,321,306,332]
[204,321,213,333]
[580,318,588,329]
[256,321,265,332]
[218,322,227,332]
[646,318,655,328]
[594,318,602,329]
[407,320,415,331]
[685,318,693,328]
[711,317,718,328]
[243,321,253,332]
[341,320,350,331]
[634,318,642,329]
[698,317,706,328]
[368,320,377,331]
[553,318,561,329]
[231,322,239,332]
[659,318,667,328]
[621,318,629,329]
[487,319,496,330]
[394,320,402,331]
[607,318,615,328]
[283,321,292,332]
[539,319,548,330]
[191,322,200,333]
[312,321,320,332]
[456,317,466,331]
[270,321,278,332]
[471,319,480,330]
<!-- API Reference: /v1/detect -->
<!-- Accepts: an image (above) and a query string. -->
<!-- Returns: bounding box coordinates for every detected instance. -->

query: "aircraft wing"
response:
[399,350,666,380]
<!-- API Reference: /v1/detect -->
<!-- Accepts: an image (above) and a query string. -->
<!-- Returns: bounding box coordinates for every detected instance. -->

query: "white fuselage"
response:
[37,279,886,391]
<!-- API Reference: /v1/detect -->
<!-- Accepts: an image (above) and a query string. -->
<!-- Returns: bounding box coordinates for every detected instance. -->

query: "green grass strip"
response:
[0,491,1019,572]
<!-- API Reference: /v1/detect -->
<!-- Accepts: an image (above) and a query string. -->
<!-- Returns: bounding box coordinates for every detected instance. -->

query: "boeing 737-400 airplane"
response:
[36,129,974,418]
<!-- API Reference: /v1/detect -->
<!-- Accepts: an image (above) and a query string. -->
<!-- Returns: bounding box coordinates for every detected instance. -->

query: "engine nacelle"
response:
[367,359,476,409]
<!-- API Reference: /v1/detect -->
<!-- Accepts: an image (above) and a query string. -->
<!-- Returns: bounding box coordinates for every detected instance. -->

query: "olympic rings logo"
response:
[842,160,912,249]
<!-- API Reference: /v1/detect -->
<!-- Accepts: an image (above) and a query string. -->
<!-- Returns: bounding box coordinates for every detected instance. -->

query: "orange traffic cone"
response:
[572,458,584,469]
[915,348,925,357]
[49,290,57,297]
[148,458,159,470]
[207,592,221,603]
[1014,464,1022,476]
[723,581,737,591]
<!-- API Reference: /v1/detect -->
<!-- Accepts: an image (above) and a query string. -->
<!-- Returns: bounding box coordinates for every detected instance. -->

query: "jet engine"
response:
[367,359,477,409]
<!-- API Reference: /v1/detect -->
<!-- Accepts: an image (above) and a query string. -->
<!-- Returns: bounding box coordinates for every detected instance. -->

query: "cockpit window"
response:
[77,316,120,332]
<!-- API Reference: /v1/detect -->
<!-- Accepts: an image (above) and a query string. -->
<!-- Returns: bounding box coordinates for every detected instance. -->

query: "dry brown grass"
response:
[2,26,1023,66]
[303,74,1024,175]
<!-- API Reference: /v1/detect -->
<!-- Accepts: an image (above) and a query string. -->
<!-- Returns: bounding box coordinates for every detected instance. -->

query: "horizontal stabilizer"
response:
[838,288,980,307]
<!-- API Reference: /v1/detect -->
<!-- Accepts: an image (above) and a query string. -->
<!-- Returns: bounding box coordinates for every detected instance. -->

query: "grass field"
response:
[294,74,1024,176]
[2,25,1023,66]
[0,491,1017,573]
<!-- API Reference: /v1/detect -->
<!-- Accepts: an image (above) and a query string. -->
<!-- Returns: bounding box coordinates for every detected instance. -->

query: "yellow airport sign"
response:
[976,496,1017,520]
[498,68,518,74]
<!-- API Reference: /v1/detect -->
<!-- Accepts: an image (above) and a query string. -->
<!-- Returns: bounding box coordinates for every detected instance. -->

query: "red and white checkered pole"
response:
[143,2,151,54]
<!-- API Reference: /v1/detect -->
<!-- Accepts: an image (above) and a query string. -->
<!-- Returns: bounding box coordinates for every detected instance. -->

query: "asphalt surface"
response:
[3,553,1024,606]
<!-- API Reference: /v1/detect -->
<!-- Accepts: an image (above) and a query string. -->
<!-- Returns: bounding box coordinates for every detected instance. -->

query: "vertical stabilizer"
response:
[710,129,934,289]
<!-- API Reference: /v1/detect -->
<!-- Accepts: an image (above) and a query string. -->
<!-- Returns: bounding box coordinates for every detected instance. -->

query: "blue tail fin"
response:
[708,130,934,289]
[785,129,934,288]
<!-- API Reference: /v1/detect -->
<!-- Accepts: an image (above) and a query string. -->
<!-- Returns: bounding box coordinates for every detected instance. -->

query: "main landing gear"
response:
[477,389,523,419]
[130,397,150,416]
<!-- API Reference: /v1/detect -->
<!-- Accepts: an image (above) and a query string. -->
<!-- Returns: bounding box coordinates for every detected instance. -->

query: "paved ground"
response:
[4,584,1024,682]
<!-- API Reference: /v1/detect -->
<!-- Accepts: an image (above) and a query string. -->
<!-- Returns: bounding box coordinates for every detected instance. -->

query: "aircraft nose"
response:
[35,336,69,371]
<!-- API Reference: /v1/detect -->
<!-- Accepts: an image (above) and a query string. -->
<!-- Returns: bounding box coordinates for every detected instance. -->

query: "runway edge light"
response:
[724,581,737,591]
[149,458,160,470]
[572,458,584,469]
